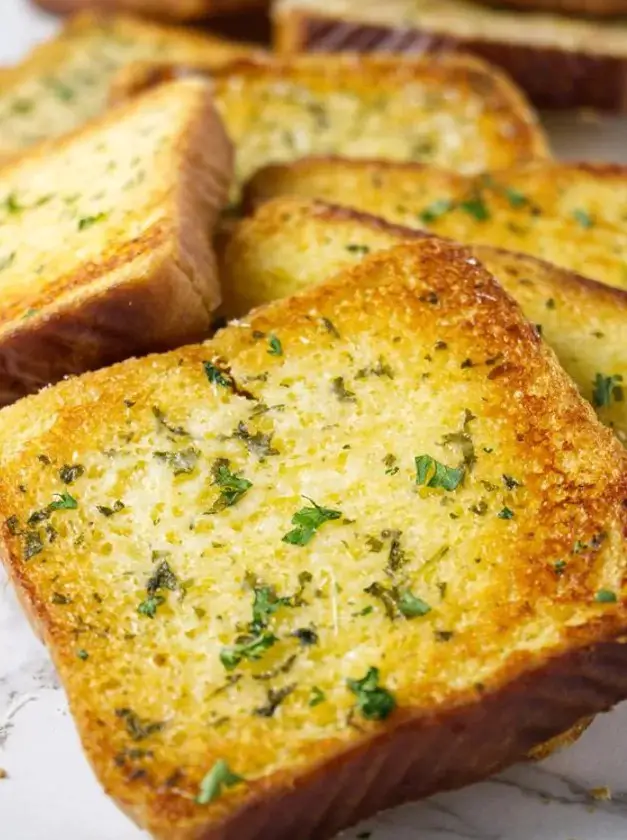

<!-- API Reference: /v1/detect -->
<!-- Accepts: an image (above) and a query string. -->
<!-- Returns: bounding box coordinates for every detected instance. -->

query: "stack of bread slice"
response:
[0,7,626,840]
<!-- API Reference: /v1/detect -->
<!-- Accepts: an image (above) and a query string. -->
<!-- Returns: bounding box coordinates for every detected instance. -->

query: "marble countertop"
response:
[2,2,627,839]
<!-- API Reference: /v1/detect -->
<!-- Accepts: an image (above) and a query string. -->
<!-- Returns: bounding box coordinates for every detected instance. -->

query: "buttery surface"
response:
[223,198,627,444]
[1,241,626,837]
[0,12,252,160]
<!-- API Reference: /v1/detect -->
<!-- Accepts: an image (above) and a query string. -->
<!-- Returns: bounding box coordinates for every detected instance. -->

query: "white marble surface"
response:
[2,1,627,839]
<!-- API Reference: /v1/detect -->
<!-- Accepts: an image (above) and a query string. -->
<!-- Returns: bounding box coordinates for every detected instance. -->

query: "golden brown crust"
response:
[1,239,627,838]
[0,78,233,405]
[31,0,268,21]
[275,3,627,112]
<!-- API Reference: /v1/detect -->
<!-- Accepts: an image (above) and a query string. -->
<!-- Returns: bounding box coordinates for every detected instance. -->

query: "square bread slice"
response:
[274,0,627,113]
[2,239,627,840]
[245,157,627,294]
[221,197,627,445]
[0,76,232,407]
[0,11,259,161]
[108,51,549,196]
[34,0,267,21]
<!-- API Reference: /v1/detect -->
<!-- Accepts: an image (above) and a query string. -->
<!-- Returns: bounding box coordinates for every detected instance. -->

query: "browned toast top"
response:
[1,238,626,839]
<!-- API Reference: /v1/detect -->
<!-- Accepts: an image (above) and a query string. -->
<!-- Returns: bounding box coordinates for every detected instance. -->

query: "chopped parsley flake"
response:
[309,686,326,707]
[331,376,356,403]
[347,667,396,721]
[59,464,84,484]
[346,243,370,255]
[254,685,296,717]
[48,492,78,511]
[504,187,528,208]
[152,406,189,437]
[320,317,341,339]
[419,198,454,225]
[573,209,593,229]
[415,455,464,491]
[460,196,490,221]
[267,335,283,356]
[77,649,89,661]
[203,361,235,389]
[196,760,243,805]
[154,446,199,476]
[220,632,277,670]
[137,595,165,618]
[233,422,278,460]
[209,460,252,513]
[96,500,125,517]
[115,708,164,742]
[78,212,107,230]
[592,373,624,408]
[282,498,342,546]
[596,589,618,604]
[498,507,515,520]
[250,584,292,634]
[554,560,567,576]
[24,530,43,559]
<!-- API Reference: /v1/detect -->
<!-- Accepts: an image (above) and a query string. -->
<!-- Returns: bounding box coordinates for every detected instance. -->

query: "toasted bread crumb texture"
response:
[1,241,626,837]
[0,12,252,159]
[0,78,229,325]
[205,53,547,190]
[275,0,627,53]
[224,198,627,444]
[247,159,627,294]
[35,0,267,20]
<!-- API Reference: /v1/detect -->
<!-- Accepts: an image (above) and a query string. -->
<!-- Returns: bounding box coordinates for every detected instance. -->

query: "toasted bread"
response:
[274,0,627,112]
[33,0,267,22]
[0,11,258,161]
[246,157,627,294]
[109,52,549,195]
[2,239,627,840]
[222,198,627,444]
[0,77,232,406]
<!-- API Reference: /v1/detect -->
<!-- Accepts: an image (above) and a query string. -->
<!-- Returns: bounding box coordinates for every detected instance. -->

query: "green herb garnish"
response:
[592,373,624,408]
[250,585,292,634]
[460,196,490,221]
[210,460,252,513]
[282,498,342,546]
[415,455,464,491]
[268,335,283,356]
[331,376,356,403]
[347,667,396,721]
[78,212,107,231]
[233,422,278,460]
[419,199,454,225]
[573,209,593,229]
[504,187,528,208]
[97,500,125,517]
[196,760,243,805]
[309,686,326,707]
[346,244,370,255]
[115,708,164,742]
[48,492,78,511]
[137,595,165,618]
[203,361,235,389]
[154,447,199,476]
[498,507,515,520]
[596,589,618,604]
[59,464,84,484]
[220,633,277,670]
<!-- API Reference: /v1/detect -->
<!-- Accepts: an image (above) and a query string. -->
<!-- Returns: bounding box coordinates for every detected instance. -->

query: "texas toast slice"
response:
[0,11,259,161]
[0,77,232,406]
[246,157,627,292]
[222,198,627,444]
[2,240,627,840]
[109,51,548,196]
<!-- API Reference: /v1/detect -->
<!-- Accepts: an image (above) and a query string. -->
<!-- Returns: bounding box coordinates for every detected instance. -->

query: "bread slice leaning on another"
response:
[0,11,260,161]
[246,157,627,294]
[108,51,549,197]
[483,0,627,15]
[32,0,268,21]
[0,77,231,406]
[273,0,627,112]
[1,239,627,839]
[222,198,627,445]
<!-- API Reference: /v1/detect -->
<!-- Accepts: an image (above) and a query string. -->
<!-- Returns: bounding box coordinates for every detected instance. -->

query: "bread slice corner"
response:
[0,76,232,405]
